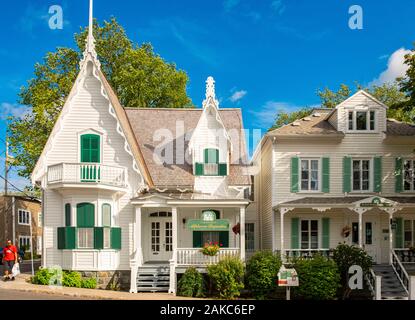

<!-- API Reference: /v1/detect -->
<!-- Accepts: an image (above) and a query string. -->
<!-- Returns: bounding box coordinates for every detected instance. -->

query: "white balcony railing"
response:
[47,163,127,188]
[176,248,240,266]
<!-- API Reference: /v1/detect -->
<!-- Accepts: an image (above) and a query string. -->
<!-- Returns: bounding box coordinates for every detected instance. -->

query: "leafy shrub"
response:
[81,277,97,289]
[31,267,62,286]
[62,271,82,288]
[332,243,373,299]
[207,257,244,300]
[177,267,206,298]
[245,251,282,299]
[293,255,340,300]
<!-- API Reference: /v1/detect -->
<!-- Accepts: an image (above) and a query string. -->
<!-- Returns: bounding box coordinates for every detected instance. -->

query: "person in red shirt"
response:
[2,240,18,281]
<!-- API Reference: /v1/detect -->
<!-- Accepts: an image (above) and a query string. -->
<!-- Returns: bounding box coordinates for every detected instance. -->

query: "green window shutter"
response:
[195,163,204,176]
[81,134,100,163]
[219,231,229,248]
[218,163,227,176]
[322,157,330,193]
[110,227,122,250]
[76,203,95,227]
[193,231,203,248]
[343,157,352,193]
[322,218,330,249]
[58,227,76,250]
[94,227,104,250]
[374,157,382,192]
[291,157,299,193]
[395,158,403,193]
[291,218,299,249]
[204,149,219,164]
[65,204,71,227]
[395,218,403,249]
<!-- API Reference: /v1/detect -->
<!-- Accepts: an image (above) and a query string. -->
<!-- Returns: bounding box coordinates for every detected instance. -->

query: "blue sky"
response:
[1,0,415,190]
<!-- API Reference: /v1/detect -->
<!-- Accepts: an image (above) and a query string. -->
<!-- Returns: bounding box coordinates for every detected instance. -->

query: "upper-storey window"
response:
[352,159,370,191]
[80,134,100,163]
[300,159,319,191]
[403,160,415,191]
[194,148,227,176]
[348,110,376,131]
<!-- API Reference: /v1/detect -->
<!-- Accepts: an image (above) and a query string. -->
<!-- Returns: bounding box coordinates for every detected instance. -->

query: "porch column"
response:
[358,211,363,248]
[239,206,246,262]
[169,207,178,294]
[280,209,285,260]
[129,206,142,293]
[389,210,393,265]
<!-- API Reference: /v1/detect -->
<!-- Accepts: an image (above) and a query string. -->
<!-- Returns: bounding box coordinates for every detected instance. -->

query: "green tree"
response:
[317,83,353,109]
[398,46,415,120]
[8,18,192,179]
[268,107,313,131]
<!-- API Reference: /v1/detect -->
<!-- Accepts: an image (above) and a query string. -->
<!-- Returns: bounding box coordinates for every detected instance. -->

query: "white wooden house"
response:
[252,90,415,299]
[31,1,252,294]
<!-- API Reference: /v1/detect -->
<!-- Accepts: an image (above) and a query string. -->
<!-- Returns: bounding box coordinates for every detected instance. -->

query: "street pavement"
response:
[0,287,87,300]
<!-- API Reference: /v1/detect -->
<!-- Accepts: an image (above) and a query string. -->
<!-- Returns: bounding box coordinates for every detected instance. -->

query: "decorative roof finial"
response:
[206,76,216,100]
[80,0,100,69]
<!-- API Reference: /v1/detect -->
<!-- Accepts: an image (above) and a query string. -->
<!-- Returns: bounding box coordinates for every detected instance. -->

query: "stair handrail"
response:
[391,249,410,294]
[365,268,381,300]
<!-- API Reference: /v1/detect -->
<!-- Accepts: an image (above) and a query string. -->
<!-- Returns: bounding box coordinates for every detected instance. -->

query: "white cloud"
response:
[229,90,247,103]
[370,48,411,86]
[0,103,31,121]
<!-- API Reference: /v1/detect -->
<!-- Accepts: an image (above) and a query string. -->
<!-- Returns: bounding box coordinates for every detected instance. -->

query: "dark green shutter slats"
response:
[76,203,95,227]
[195,163,204,176]
[291,157,299,193]
[322,157,330,193]
[81,134,100,163]
[57,227,76,250]
[219,231,229,248]
[374,157,382,192]
[395,218,403,249]
[322,218,330,249]
[395,158,403,193]
[343,156,352,193]
[110,227,122,250]
[204,149,219,164]
[193,231,203,248]
[94,227,104,250]
[291,218,299,249]
[65,204,71,227]
[218,163,227,176]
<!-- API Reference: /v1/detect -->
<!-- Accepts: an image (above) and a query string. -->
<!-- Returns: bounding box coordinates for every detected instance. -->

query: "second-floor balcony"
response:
[47,163,128,190]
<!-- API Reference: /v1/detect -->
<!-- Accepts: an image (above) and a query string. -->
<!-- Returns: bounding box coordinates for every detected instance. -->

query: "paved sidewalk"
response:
[0,274,197,300]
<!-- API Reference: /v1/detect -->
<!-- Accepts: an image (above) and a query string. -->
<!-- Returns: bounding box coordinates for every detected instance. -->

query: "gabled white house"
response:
[252,89,415,299]
[31,0,253,294]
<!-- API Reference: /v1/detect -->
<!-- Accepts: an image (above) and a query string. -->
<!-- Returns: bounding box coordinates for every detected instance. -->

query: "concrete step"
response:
[137,275,170,281]
[137,281,170,286]
[373,264,408,299]
[136,286,169,292]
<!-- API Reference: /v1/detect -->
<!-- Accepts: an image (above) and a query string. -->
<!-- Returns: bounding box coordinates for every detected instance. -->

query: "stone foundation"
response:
[79,270,131,291]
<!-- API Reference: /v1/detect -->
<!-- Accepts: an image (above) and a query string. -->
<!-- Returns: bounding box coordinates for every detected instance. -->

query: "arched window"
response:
[65,203,71,227]
[102,204,111,227]
[80,134,100,163]
[149,212,172,217]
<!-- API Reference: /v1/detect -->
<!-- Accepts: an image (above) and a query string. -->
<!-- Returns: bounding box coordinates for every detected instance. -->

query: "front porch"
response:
[128,193,249,293]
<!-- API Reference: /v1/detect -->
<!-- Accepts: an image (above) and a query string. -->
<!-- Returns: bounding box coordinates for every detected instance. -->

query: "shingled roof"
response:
[386,119,415,136]
[125,108,251,187]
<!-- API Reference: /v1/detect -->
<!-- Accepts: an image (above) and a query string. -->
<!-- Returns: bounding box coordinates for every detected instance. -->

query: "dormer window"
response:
[348,110,376,131]
[194,148,227,177]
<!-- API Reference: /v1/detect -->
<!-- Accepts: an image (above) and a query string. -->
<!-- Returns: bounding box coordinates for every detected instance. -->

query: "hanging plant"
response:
[201,242,222,256]
[342,226,351,238]
[232,223,240,235]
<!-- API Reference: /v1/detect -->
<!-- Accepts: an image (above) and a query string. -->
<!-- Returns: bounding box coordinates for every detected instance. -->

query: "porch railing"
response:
[393,249,415,264]
[176,248,240,266]
[365,268,382,300]
[391,249,410,295]
[47,163,127,188]
[280,249,332,260]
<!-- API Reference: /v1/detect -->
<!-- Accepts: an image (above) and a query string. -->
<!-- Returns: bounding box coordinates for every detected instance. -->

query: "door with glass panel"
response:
[362,218,379,263]
[149,214,173,261]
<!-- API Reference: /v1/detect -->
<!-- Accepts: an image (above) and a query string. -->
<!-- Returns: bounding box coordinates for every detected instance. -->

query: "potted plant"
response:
[201,241,222,256]
[341,226,351,238]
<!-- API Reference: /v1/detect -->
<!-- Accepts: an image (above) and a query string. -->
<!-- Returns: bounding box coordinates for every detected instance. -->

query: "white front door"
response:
[149,219,173,261]
[363,220,379,263]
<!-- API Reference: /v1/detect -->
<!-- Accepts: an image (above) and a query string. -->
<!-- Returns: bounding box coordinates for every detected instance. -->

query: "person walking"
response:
[2,240,18,281]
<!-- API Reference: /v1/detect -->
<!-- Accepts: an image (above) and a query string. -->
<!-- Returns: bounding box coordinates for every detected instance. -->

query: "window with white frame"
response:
[77,228,94,249]
[19,236,31,250]
[403,160,415,191]
[300,159,320,191]
[245,223,255,251]
[404,220,415,248]
[347,110,376,131]
[18,209,31,225]
[352,159,370,191]
[103,228,111,249]
[38,213,42,227]
[301,220,319,249]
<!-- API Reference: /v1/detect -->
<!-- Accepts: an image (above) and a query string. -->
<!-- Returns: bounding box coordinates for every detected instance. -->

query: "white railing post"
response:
[375,275,382,300]
[409,276,415,300]
[239,206,245,262]
[169,255,177,294]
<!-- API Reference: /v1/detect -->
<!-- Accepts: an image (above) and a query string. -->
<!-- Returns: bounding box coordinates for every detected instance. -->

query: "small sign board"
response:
[278,266,299,287]
[360,197,392,208]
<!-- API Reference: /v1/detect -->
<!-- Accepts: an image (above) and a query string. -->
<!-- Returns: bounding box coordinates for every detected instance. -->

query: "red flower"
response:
[220,243,223,247]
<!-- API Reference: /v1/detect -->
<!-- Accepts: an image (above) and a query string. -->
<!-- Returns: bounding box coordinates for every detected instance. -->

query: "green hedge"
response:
[177,267,206,298]
[31,268,96,289]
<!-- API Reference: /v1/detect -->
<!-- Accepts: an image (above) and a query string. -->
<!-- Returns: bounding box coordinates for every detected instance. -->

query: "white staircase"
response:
[373,265,408,300]
[136,264,170,292]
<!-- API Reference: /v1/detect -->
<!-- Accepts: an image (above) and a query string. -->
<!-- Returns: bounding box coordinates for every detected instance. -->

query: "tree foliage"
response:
[8,18,191,179]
